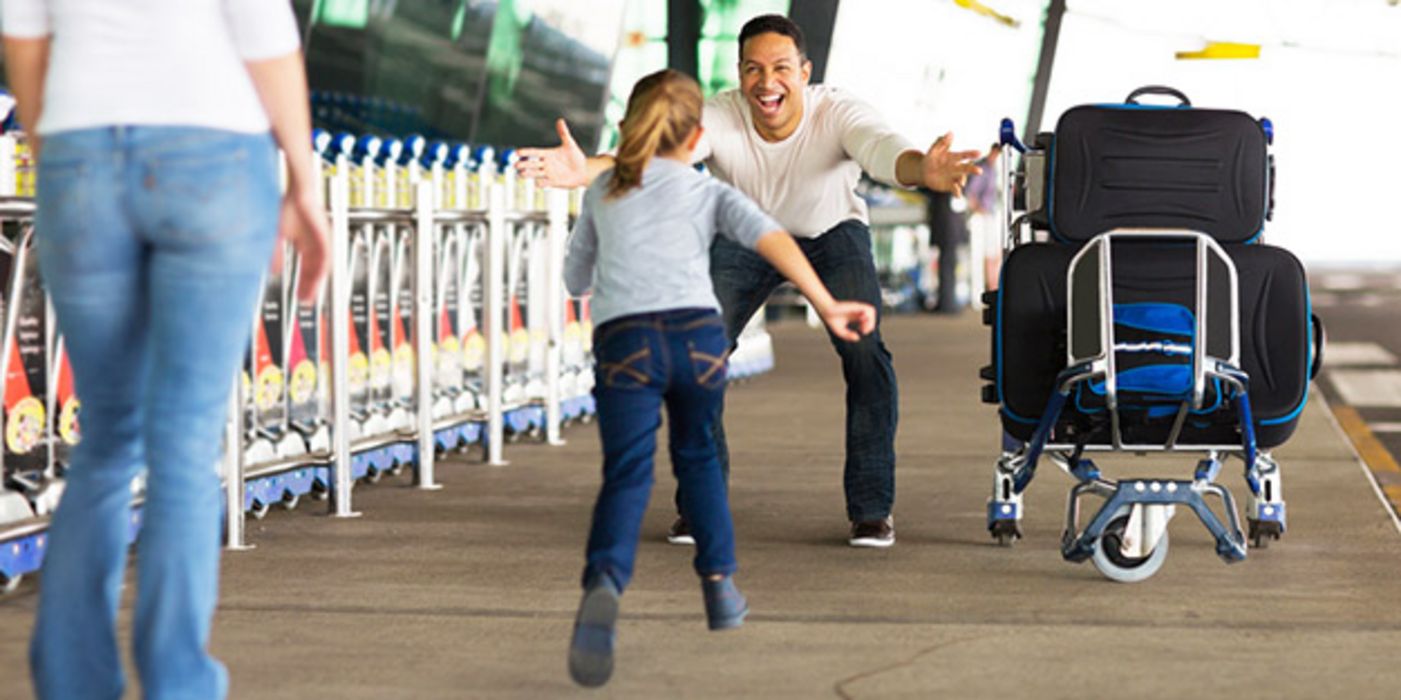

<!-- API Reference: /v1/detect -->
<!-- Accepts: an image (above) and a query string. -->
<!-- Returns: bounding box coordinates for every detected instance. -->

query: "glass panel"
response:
[293,0,625,148]
[698,0,792,96]
[598,0,670,152]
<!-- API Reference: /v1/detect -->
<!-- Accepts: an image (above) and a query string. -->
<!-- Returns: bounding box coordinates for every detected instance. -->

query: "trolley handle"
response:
[1125,85,1192,108]
[1310,314,1325,380]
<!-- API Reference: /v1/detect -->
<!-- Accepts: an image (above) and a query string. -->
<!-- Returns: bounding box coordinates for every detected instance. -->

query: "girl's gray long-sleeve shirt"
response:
[565,158,781,327]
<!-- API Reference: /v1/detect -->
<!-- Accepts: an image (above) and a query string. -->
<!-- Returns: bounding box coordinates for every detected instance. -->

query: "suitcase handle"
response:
[1310,313,1325,380]
[1125,85,1192,107]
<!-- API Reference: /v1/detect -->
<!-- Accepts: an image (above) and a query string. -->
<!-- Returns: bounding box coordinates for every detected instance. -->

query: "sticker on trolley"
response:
[54,346,80,445]
[253,321,285,412]
[461,329,484,372]
[508,297,529,365]
[393,344,414,396]
[4,338,43,453]
[288,360,317,405]
[579,297,594,354]
[4,396,44,454]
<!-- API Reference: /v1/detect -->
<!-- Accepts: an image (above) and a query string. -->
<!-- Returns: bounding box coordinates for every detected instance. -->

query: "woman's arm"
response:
[2,36,51,155]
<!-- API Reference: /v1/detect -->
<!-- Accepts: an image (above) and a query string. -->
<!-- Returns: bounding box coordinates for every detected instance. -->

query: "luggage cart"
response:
[981,87,1320,581]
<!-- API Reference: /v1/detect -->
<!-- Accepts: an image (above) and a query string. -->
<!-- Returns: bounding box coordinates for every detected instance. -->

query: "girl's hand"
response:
[820,301,877,342]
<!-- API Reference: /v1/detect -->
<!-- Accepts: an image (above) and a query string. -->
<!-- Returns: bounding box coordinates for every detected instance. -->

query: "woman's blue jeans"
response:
[28,127,279,700]
[584,309,737,591]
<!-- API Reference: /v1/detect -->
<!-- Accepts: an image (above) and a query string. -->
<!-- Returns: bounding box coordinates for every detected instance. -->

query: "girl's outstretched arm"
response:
[753,231,876,342]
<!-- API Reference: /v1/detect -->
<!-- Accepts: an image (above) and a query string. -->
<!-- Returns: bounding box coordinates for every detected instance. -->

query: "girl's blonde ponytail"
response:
[608,69,703,198]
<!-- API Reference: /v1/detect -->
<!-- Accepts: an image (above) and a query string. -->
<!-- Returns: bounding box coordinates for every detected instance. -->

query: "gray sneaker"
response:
[568,575,620,687]
[849,516,895,548]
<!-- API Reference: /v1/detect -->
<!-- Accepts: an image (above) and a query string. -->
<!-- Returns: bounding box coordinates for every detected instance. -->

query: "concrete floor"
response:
[2,313,1400,699]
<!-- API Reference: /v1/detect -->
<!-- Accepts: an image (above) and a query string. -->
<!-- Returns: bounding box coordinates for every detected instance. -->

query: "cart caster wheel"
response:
[506,431,521,444]
[1,572,21,595]
[1091,508,1169,583]
[249,500,271,520]
[580,413,594,425]
[989,519,1022,547]
[280,491,300,511]
[1248,518,1282,549]
[310,482,330,501]
[361,467,382,485]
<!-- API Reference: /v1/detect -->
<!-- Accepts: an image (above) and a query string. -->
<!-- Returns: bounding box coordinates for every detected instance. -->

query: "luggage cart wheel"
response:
[1248,518,1282,549]
[250,500,271,521]
[310,480,330,501]
[281,491,300,512]
[1091,508,1170,583]
[362,466,383,485]
[989,519,1022,547]
[1,572,21,596]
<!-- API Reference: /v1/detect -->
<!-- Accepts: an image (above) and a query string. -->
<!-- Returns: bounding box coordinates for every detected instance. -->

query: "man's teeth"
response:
[759,95,782,106]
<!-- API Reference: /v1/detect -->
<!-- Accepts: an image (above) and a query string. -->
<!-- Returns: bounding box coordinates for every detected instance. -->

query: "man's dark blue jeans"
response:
[584,308,737,591]
[684,219,898,523]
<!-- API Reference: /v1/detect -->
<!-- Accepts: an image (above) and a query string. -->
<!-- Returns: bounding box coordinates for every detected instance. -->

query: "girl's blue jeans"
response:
[584,308,737,591]
[29,126,279,700]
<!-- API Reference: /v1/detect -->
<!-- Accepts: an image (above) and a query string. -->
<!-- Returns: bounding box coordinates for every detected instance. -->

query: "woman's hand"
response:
[277,184,330,302]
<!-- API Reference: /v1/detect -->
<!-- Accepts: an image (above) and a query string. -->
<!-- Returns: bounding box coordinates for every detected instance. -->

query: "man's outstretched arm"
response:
[515,118,615,189]
[895,132,984,198]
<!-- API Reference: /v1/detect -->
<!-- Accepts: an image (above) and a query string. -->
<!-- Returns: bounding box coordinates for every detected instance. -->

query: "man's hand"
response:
[516,118,589,189]
[273,186,331,303]
[921,132,983,197]
[820,301,878,343]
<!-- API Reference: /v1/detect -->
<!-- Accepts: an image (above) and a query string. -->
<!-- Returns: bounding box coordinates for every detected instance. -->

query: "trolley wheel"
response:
[580,413,594,425]
[506,430,522,444]
[1091,508,1169,583]
[989,519,1022,547]
[280,491,300,511]
[310,481,330,501]
[387,461,405,477]
[1248,518,1282,549]
[250,500,271,521]
[361,466,382,485]
[1,572,21,595]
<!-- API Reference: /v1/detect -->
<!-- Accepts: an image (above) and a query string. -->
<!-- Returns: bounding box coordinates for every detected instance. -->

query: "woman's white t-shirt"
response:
[1,0,300,135]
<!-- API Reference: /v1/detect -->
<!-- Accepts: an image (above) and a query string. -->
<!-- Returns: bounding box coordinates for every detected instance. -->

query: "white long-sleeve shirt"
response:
[694,85,917,238]
[1,0,300,135]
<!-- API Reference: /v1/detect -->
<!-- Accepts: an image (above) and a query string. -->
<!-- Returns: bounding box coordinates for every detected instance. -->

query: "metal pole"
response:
[329,173,361,517]
[544,189,568,446]
[1023,0,1068,141]
[223,374,252,550]
[414,180,442,489]
[485,183,509,466]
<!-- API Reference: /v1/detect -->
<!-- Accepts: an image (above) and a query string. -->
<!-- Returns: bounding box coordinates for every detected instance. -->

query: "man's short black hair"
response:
[738,14,806,60]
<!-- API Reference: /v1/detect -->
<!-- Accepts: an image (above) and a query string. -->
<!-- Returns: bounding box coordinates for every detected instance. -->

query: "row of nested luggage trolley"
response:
[0,127,778,594]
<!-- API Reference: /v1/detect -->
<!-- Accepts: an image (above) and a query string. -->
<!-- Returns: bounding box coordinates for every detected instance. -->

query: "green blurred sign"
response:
[313,0,370,29]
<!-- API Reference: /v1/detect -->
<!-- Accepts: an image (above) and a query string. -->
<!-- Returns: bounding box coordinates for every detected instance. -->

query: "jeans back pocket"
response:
[596,328,656,390]
[685,325,728,391]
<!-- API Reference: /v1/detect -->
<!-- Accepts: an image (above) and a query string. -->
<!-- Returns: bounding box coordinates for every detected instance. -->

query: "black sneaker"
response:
[849,516,895,548]
[667,515,695,546]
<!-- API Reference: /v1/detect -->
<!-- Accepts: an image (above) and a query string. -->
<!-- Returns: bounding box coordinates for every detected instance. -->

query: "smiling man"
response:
[519,14,981,548]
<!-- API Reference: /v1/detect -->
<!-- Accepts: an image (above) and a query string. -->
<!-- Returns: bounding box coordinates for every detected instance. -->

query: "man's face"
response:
[738,32,811,138]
